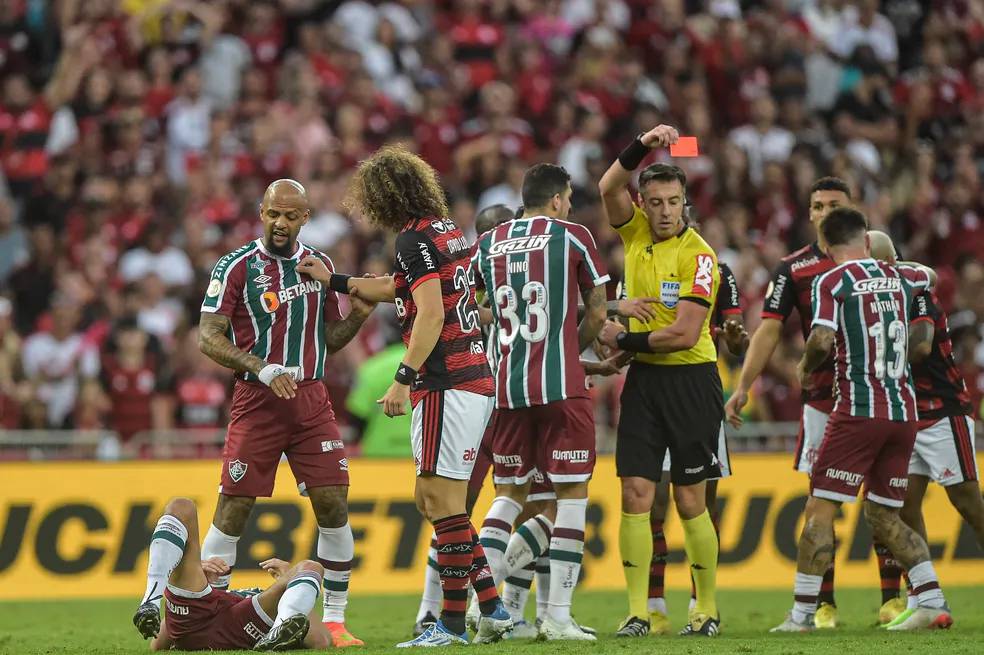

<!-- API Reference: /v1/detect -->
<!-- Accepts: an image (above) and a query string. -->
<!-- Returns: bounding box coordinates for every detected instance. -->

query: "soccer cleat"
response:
[770,612,815,633]
[230,587,263,599]
[679,612,720,636]
[886,606,953,631]
[396,620,469,647]
[254,614,310,651]
[413,612,438,637]
[132,601,161,639]
[323,622,364,647]
[538,615,597,641]
[814,601,838,629]
[576,620,596,635]
[465,593,481,634]
[473,602,513,643]
[878,597,906,625]
[648,610,670,635]
[615,616,650,637]
[503,620,539,639]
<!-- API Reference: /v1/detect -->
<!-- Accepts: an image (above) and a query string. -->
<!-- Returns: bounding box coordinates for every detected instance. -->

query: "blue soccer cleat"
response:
[396,620,469,648]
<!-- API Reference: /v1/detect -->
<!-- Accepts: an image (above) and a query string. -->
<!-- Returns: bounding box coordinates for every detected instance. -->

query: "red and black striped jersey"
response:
[394,216,494,404]
[712,261,743,329]
[762,242,837,408]
[910,290,973,420]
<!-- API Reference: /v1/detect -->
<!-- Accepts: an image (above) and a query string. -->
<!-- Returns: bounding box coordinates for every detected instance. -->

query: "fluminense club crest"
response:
[228,459,248,483]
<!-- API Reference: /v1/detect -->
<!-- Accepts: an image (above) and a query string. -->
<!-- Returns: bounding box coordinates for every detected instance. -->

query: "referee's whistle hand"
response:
[270,373,297,399]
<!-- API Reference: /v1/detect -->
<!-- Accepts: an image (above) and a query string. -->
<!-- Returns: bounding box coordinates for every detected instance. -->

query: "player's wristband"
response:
[328,273,351,294]
[394,363,418,385]
[258,364,288,386]
[615,331,655,353]
[618,134,649,171]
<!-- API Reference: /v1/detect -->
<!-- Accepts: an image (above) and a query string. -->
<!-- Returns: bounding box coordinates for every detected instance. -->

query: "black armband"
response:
[616,331,655,353]
[394,362,418,385]
[618,134,649,171]
[328,274,352,294]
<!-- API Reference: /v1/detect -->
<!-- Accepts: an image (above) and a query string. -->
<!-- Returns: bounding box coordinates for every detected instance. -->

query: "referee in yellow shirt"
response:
[597,125,723,638]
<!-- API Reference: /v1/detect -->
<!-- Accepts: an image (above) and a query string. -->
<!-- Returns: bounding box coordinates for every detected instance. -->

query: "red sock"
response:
[469,525,500,614]
[648,518,667,605]
[874,539,903,603]
[434,514,473,634]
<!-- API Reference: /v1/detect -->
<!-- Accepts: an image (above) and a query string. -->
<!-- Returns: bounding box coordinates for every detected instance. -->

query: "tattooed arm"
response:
[578,285,608,352]
[198,313,267,376]
[325,294,377,354]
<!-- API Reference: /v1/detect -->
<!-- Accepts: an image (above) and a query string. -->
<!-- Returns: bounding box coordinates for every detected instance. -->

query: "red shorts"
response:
[491,398,595,486]
[469,417,555,499]
[164,586,273,650]
[221,380,349,497]
[811,413,917,508]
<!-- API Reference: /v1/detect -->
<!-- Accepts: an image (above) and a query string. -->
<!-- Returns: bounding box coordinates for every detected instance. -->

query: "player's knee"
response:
[295,559,324,577]
[214,495,255,535]
[312,500,348,528]
[621,478,654,513]
[863,500,897,536]
[164,497,197,524]
[946,483,984,521]
[672,483,706,520]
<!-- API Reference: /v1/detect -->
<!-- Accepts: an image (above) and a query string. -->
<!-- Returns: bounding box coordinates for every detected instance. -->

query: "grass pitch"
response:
[1,588,981,654]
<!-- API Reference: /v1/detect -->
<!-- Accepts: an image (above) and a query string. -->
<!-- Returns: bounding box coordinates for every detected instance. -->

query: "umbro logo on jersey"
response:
[254,274,273,288]
[487,234,550,256]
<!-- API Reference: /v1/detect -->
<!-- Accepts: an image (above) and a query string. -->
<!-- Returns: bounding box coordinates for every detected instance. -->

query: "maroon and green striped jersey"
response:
[200,239,341,382]
[812,260,932,420]
[470,216,609,409]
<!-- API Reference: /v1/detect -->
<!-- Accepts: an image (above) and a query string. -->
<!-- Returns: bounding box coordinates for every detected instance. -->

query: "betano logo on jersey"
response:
[487,235,551,257]
[260,280,323,313]
[852,277,902,295]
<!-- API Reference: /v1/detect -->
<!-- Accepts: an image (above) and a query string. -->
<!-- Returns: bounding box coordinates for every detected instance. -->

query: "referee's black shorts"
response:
[616,361,724,485]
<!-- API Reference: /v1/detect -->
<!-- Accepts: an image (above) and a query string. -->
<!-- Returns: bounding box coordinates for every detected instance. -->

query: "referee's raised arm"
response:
[598,124,680,227]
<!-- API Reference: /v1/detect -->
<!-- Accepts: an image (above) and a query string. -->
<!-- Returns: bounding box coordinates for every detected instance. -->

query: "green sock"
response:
[619,511,652,619]
[682,509,719,617]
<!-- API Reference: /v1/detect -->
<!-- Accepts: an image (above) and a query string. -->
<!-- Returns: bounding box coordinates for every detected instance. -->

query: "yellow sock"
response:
[619,511,652,619]
[682,510,719,617]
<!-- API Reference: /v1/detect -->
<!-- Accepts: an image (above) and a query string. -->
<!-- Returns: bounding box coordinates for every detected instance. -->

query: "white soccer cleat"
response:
[770,612,815,633]
[886,606,953,631]
[537,616,597,641]
[503,620,539,639]
[473,602,513,643]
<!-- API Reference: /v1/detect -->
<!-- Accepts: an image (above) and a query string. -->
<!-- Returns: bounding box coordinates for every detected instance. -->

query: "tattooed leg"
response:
[864,501,930,569]
[796,497,839,576]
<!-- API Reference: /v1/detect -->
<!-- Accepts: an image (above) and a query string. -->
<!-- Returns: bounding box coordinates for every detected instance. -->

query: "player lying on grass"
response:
[771,208,951,633]
[133,497,331,651]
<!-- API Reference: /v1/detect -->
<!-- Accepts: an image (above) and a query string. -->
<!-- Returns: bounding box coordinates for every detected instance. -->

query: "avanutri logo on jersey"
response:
[487,235,550,257]
[260,279,323,313]
[552,449,590,463]
[493,454,522,468]
[825,467,862,486]
[852,278,902,295]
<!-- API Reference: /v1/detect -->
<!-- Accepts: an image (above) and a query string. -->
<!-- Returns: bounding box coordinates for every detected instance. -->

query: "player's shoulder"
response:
[211,240,259,276]
[550,217,595,242]
[301,242,335,271]
[718,260,735,277]
[680,227,716,258]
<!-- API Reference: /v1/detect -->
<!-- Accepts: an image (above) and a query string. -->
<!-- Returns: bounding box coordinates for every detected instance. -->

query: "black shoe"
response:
[616,616,650,637]
[413,611,438,637]
[133,601,161,639]
[254,614,310,651]
[679,613,720,637]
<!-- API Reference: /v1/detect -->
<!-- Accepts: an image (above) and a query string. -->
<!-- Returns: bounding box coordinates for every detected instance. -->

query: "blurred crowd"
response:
[1,0,983,452]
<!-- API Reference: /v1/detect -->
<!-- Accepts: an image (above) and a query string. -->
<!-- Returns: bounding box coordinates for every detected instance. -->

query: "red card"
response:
[670,136,699,157]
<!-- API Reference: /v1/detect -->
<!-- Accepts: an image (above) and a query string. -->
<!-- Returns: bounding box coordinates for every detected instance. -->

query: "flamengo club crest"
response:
[228,459,248,483]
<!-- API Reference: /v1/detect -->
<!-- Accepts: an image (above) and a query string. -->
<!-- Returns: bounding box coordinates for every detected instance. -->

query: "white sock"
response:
[791,571,822,624]
[416,533,442,622]
[479,496,523,584]
[535,553,550,620]
[907,589,918,610]
[142,515,188,604]
[502,563,535,622]
[503,514,553,578]
[272,570,322,629]
[907,561,946,609]
[546,498,587,623]
[648,597,668,614]
[317,523,354,623]
[201,525,239,589]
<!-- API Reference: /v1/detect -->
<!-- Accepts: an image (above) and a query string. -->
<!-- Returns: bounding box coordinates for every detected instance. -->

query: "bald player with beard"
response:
[193,179,376,647]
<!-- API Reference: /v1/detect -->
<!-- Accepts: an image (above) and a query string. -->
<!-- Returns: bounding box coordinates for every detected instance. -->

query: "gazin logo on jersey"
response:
[487,235,550,257]
[852,278,902,295]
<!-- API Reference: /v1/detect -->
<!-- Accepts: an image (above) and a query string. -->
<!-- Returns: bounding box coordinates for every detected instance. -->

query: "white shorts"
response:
[796,405,830,475]
[910,415,979,486]
[662,421,732,479]
[411,389,494,480]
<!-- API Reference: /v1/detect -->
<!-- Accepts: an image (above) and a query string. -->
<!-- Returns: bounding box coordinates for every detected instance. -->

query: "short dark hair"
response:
[810,176,851,199]
[820,207,868,246]
[521,164,571,209]
[475,204,515,235]
[638,163,687,191]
